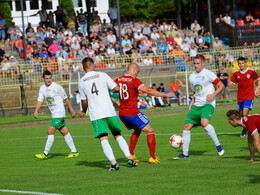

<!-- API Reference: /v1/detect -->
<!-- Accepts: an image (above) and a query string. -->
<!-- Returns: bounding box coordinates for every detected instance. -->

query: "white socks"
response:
[64,132,77,153]
[204,124,220,146]
[182,130,191,156]
[101,140,117,165]
[116,136,131,159]
[44,135,54,156]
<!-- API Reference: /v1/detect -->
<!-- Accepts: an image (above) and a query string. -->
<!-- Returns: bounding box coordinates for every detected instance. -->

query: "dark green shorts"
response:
[50,118,66,130]
[184,104,215,127]
[92,116,122,138]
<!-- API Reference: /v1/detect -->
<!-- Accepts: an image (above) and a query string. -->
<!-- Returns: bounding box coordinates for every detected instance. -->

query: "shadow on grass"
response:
[75,158,130,170]
[217,133,240,137]
[248,175,260,184]
[46,153,67,159]
[223,155,249,160]
[189,150,208,155]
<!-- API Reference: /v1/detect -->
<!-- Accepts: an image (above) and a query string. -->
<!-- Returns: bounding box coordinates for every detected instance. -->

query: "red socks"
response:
[129,130,141,155]
[147,131,156,159]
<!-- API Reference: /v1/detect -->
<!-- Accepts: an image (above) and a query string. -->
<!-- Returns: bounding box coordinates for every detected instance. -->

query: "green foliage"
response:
[110,0,175,20]
[0,2,12,28]
[59,0,75,13]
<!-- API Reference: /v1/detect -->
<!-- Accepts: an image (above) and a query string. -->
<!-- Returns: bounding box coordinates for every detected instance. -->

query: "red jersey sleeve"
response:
[252,70,260,80]
[230,72,237,84]
[114,78,118,84]
[133,78,144,90]
[212,78,221,85]
[243,116,258,135]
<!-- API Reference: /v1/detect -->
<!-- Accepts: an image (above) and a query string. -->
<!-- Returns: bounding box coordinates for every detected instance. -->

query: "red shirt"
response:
[115,75,144,116]
[170,83,180,92]
[242,114,260,135]
[230,68,259,102]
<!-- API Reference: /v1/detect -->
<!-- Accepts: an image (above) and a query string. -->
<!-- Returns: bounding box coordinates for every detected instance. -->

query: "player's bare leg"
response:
[141,123,159,164]
[240,108,250,138]
[130,127,142,162]
[60,126,78,158]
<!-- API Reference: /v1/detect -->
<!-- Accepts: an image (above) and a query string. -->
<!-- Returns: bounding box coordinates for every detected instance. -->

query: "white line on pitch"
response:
[0,189,63,195]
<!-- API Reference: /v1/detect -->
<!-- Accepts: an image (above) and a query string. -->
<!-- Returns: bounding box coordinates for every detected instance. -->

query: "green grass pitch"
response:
[1,107,260,194]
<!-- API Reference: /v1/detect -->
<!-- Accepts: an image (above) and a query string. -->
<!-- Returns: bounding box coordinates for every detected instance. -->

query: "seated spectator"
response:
[71,39,81,58]
[198,26,206,37]
[189,43,198,59]
[31,48,40,60]
[132,22,141,33]
[57,22,66,32]
[64,27,73,37]
[87,44,95,58]
[43,33,54,48]
[190,28,198,39]
[160,21,168,32]
[107,30,117,44]
[32,41,41,53]
[48,40,59,57]
[0,56,11,79]
[71,32,81,43]
[134,29,144,43]
[56,30,65,44]
[9,56,19,75]
[64,34,72,45]
[76,28,84,37]
[77,45,88,58]
[55,46,68,59]
[36,22,46,35]
[10,30,18,51]
[7,22,22,37]
[190,20,201,32]
[151,43,157,55]
[150,28,160,41]
[143,55,153,66]
[143,36,151,48]
[172,45,186,62]
[107,43,116,58]
[98,42,108,57]
[157,34,167,45]
[157,82,170,106]
[142,23,151,36]
[123,43,132,55]
[39,47,49,59]
[58,54,70,81]
[25,22,34,34]
[241,42,253,61]
[157,39,167,54]
[205,31,214,48]
[166,34,175,45]
[174,33,183,46]
[166,26,177,38]
[195,34,207,49]
[15,36,24,57]
[91,38,100,52]
[168,21,177,31]
[114,43,120,55]
[139,40,149,54]
[100,32,107,46]
[170,79,183,105]
[185,33,195,46]
[24,43,32,59]
[181,40,190,53]
[150,83,165,107]
[44,26,56,38]
[34,35,44,49]
[223,13,231,25]
[35,27,45,40]
[167,41,174,53]
[122,35,131,48]
[224,51,235,67]
[246,12,254,24]
[0,44,5,62]
[212,37,223,51]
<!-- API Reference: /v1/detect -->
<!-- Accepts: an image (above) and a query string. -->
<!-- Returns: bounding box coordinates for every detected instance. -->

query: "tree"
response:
[59,0,75,13]
[0,1,12,28]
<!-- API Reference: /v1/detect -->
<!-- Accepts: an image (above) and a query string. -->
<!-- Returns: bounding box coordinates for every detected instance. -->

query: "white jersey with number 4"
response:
[79,71,117,121]
[189,68,218,108]
[37,82,68,118]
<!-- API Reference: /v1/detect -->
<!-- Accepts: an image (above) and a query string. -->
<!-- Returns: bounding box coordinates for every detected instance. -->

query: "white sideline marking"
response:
[4,132,240,141]
[0,189,63,195]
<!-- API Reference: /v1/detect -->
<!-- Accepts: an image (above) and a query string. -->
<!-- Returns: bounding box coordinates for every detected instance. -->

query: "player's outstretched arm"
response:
[65,98,76,118]
[248,134,255,161]
[139,85,175,98]
[78,99,88,118]
[33,101,42,119]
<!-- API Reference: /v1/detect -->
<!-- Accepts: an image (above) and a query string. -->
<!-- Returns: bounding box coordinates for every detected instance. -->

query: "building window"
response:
[73,0,83,8]
[90,0,97,7]
[42,0,52,10]
[15,1,26,11]
[30,0,39,10]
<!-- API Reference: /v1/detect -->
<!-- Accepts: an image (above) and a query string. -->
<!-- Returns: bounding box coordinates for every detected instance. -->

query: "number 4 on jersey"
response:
[91,82,99,95]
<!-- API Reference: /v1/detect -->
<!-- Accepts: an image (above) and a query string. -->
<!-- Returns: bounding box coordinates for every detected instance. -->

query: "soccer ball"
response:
[169,134,183,148]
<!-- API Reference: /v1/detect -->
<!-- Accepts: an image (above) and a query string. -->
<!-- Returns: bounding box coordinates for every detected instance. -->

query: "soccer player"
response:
[78,57,137,171]
[228,57,260,138]
[226,110,260,162]
[175,54,225,159]
[34,70,78,159]
[115,63,174,164]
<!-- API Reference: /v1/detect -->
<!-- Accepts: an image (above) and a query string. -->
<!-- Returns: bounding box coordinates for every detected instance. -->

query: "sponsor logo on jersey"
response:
[247,74,250,79]
[194,84,203,93]
[46,97,55,104]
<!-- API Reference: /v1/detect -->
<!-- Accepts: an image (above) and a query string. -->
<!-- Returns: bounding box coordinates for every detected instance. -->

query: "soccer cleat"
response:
[216,145,224,156]
[130,154,139,163]
[173,153,189,159]
[148,157,160,164]
[108,163,119,171]
[128,159,138,166]
[35,153,48,160]
[65,152,79,159]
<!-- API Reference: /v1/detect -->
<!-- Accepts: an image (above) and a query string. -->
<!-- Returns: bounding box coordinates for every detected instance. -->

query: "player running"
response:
[115,63,174,164]
[78,57,137,171]
[34,70,79,159]
[228,57,260,138]
[226,110,260,162]
[174,54,225,159]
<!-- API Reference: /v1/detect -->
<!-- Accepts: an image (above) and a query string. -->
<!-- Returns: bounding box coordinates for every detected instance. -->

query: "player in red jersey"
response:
[226,110,260,162]
[115,63,174,164]
[228,57,260,138]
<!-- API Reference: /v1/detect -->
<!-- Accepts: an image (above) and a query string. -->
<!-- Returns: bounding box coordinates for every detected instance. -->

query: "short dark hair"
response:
[82,57,94,71]
[43,70,52,78]
[152,83,156,86]
[237,56,246,62]
[226,110,241,120]
[194,54,205,62]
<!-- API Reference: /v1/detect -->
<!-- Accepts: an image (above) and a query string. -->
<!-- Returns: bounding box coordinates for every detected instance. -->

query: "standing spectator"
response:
[0,13,7,47]
[77,8,87,35]
[66,11,76,35]
[54,6,64,28]
[47,11,55,28]
[217,67,229,103]
[107,2,117,24]
[30,6,48,27]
